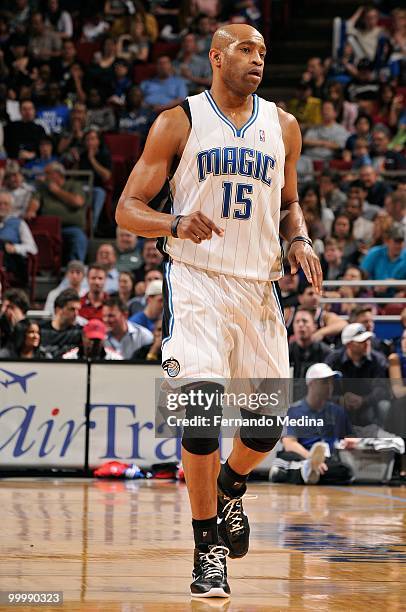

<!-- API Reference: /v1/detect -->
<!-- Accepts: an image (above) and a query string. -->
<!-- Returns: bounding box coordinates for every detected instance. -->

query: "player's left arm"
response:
[278,107,323,293]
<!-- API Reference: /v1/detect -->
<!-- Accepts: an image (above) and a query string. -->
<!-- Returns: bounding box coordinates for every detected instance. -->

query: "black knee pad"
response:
[239,408,282,453]
[180,382,223,456]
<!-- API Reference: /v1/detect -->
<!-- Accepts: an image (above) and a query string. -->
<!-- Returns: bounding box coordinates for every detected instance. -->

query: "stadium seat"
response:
[103,133,141,194]
[0,251,38,302]
[151,41,181,61]
[329,160,352,171]
[133,63,156,84]
[312,160,325,173]
[28,216,62,276]
[75,41,101,65]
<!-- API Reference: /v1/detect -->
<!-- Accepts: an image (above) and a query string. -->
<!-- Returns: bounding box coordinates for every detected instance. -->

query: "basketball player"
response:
[116,24,322,598]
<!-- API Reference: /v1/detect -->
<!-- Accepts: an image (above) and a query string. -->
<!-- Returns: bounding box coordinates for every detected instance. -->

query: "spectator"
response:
[88,37,117,95]
[303,101,350,161]
[40,288,83,356]
[117,270,135,305]
[361,223,406,280]
[96,243,119,294]
[371,210,394,247]
[344,195,374,245]
[62,318,123,360]
[3,161,36,219]
[320,237,346,280]
[326,323,388,427]
[194,14,212,58]
[129,266,163,315]
[271,364,354,485]
[129,279,163,332]
[325,264,372,316]
[301,56,326,99]
[0,287,29,348]
[8,0,31,33]
[373,84,404,130]
[346,6,384,63]
[331,213,360,262]
[349,305,393,356]
[44,0,73,40]
[325,41,358,85]
[117,86,155,141]
[385,191,406,227]
[133,238,163,283]
[32,162,88,263]
[79,263,108,321]
[36,82,70,135]
[0,189,37,285]
[27,12,62,61]
[86,87,116,133]
[24,135,59,180]
[140,56,187,114]
[0,318,51,359]
[289,308,332,379]
[301,182,334,237]
[57,101,87,163]
[371,125,406,172]
[108,59,132,107]
[78,128,112,231]
[319,171,346,214]
[115,226,142,272]
[350,137,373,169]
[52,39,80,86]
[173,32,212,94]
[291,284,347,343]
[102,295,153,359]
[359,164,392,208]
[326,81,358,133]
[347,58,380,102]
[287,82,322,131]
[132,315,162,361]
[345,113,373,154]
[44,259,87,314]
[347,179,381,220]
[81,13,110,42]
[116,16,149,63]
[388,328,406,477]
[4,99,46,160]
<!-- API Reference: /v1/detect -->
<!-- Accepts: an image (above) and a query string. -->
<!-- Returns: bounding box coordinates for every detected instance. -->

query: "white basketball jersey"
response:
[163,91,285,281]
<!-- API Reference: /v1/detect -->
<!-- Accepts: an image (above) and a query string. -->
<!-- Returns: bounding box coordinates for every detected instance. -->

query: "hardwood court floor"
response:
[1,479,406,611]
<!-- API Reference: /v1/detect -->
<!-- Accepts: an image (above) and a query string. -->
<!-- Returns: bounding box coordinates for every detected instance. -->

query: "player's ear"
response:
[209,48,221,66]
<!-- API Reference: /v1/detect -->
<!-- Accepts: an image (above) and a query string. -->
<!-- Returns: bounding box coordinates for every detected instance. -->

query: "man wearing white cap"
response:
[270,362,355,485]
[129,279,163,332]
[326,323,388,426]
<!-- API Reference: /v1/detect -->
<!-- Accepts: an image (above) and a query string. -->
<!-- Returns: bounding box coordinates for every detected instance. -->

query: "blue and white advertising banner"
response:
[0,362,87,467]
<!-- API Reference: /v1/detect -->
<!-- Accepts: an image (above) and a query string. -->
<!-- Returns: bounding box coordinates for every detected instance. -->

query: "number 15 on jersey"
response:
[221,182,253,220]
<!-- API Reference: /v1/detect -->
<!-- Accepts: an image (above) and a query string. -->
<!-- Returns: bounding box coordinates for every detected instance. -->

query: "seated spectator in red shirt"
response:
[79,263,108,321]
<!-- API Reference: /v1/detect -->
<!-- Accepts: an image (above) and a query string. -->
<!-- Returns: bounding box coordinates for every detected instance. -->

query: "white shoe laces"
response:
[199,545,229,579]
[222,495,257,534]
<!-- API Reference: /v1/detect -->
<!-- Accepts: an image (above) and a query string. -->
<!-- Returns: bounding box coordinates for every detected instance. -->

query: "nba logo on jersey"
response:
[259,129,265,141]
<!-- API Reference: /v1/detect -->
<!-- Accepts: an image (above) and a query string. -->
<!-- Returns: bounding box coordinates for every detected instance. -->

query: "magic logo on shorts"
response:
[162,357,180,377]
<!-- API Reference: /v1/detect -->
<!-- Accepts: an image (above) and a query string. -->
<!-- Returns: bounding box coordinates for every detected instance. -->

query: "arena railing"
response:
[321,280,406,306]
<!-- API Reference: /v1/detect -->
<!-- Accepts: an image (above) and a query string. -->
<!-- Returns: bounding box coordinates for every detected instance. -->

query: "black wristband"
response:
[289,235,313,249]
[171,215,183,238]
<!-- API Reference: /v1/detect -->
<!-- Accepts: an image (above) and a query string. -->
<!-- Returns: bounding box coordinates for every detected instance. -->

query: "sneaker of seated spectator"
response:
[79,263,108,321]
[44,259,87,315]
[0,189,38,285]
[95,243,119,294]
[62,318,122,360]
[40,288,83,356]
[129,279,163,332]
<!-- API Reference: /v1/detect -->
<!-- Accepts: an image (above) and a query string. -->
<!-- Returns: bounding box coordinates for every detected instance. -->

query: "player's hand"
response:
[177,212,224,244]
[318,462,328,475]
[288,241,322,293]
[343,392,363,410]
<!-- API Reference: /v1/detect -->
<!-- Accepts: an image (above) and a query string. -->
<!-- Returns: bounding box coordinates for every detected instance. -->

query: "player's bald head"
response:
[211,24,264,51]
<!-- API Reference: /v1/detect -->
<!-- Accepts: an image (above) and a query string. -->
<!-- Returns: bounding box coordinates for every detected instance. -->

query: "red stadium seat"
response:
[103,133,142,194]
[0,251,38,302]
[329,160,352,171]
[28,216,62,276]
[75,41,101,65]
[312,160,324,173]
[133,63,156,84]
[151,41,181,61]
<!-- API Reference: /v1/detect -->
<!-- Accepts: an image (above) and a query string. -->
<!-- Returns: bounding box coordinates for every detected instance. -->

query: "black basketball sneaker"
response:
[217,486,251,559]
[190,544,230,598]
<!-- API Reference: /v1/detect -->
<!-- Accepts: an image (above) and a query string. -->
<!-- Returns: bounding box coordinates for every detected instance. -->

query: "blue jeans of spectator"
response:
[92,187,106,230]
[62,226,88,263]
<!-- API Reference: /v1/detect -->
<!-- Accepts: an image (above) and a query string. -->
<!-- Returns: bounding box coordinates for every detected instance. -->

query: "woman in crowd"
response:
[327,81,358,133]
[117,15,150,63]
[331,213,360,263]
[301,183,334,247]
[117,270,135,306]
[0,319,51,359]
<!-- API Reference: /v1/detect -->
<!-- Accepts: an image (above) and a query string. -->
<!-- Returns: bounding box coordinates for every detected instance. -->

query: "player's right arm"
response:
[115,107,223,243]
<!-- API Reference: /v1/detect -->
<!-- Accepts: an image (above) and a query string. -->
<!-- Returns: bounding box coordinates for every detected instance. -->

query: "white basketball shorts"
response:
[161,259,289,381]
